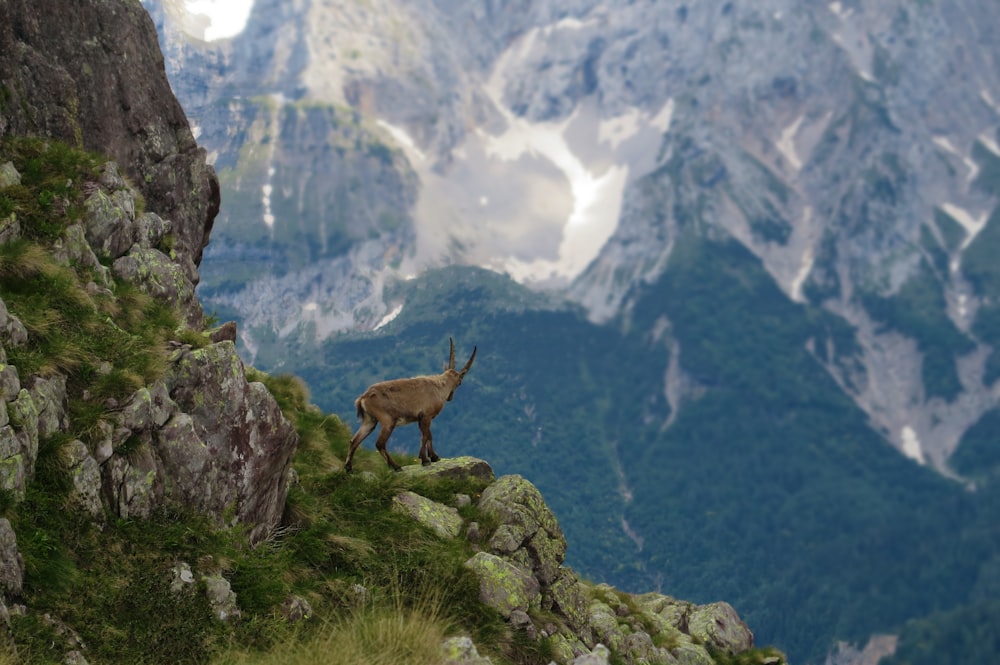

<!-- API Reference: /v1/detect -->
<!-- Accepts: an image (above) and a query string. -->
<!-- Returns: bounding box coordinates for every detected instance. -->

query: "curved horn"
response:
[460,346,477,376]
[448,337,456,370]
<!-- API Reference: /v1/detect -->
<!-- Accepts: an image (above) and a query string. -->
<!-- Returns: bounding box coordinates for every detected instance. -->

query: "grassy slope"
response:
[0,138,548,665]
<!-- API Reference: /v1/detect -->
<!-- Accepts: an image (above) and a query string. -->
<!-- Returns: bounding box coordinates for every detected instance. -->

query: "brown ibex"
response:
[344,338,477,472]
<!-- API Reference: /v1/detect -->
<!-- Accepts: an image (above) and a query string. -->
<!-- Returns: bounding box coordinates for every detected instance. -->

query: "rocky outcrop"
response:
[0,0,219,293]
[388,462,768,665]
[0,158,296,543]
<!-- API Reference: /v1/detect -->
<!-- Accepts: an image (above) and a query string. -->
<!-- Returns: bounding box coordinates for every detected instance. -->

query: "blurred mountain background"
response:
[143,1,1000,662]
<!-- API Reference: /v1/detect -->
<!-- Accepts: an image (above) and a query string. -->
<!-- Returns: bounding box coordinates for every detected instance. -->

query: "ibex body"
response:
[345,338,476,472]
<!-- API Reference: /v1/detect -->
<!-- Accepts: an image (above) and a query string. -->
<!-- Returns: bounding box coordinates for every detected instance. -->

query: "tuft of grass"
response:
[215,592,449,665]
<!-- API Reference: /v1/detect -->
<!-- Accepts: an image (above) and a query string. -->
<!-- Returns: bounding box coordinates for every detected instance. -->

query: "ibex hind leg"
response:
[374,423,403,472]
[344,418,376,473]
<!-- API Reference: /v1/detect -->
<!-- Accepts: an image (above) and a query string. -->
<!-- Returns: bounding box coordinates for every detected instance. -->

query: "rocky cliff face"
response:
[0,0,293,539]
[0,0,219,304]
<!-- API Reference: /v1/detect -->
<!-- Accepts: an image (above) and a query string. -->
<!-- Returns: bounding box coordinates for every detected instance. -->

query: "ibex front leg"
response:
[418,414,440,466]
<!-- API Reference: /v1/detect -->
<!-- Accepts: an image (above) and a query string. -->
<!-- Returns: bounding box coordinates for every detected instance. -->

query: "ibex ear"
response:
[460,346,477,376]
[447,337,456,370]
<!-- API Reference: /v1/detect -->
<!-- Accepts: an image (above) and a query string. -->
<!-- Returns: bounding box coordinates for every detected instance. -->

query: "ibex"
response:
[344,338,477,472]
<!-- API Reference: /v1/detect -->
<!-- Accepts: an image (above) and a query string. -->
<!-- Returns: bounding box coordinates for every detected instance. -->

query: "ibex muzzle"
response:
[345,338,477,472]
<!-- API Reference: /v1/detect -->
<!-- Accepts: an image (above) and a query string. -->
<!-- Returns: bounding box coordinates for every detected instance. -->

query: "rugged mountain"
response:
[0,1,784,663]
[143,0,1000,662]
[147,0,1000,469]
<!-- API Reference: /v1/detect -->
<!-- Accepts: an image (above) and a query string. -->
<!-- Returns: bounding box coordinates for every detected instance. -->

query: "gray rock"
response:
[391,490,464,539]
[63,650,89,665]
[119,382,176,432]
[0,162,20,188]
[159,342,298,543]
[52,224,111,288]
[587,601,625,653]
[0,299,27,349]
[170,562,195,594]
[1,389,39,498]
[28,375,68,439]
[478,474,567,586]
[0,363,20,403]
[546,570,590,633]
[688,601,754,655]
[84,187,137,260]
[463,551,540,618]
[569,644,611,665]
[441,635,493,664]
[0,212,19,244]
[281,594,313,622]
[64,440,103,519]
[0,518,24,597]
[203,573,241,622]
[133,212,171,250]
[112,246,203,328]
[399,455,495,482]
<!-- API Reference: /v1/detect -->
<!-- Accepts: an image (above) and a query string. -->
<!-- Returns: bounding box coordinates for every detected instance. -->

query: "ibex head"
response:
[443,337,477,401]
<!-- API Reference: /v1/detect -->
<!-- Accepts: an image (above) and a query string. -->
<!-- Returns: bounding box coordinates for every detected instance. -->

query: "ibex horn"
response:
[448,337,456,370]
[461,346,477,376]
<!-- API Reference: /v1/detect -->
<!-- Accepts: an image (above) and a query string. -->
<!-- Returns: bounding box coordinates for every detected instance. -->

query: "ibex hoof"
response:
[391,465,403,472]
[421,458,431,466]
[344,463,353,473]
[429,454,440,463]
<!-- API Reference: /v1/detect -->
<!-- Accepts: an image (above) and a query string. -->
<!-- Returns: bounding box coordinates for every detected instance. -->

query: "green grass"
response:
[0,137,103,242]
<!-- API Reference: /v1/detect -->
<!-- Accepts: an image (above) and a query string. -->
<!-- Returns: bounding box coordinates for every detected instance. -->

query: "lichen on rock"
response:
[391,490,464,539]
[463,551,541,618]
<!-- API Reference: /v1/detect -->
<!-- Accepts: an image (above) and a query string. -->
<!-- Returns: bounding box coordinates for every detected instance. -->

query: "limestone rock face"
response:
[0,0,219,286]
[160,342,298,543]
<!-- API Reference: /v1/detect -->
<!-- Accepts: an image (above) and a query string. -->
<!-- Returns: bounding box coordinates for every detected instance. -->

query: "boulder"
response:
[112,245,203,328]
[688,601,754,655]
[27,375,68,439]
[441,635,493,664]
[161,342,297,543]
[64,440,103,519]
[399,456,495,482]
[83,187,136,260]
[392,491,464,539]
[463,552,540,619]
[0,299,27,349]
[0,518,24,597]
[569,644,611,665]
[0,162,20,188]
[203,573,241,622]
[478,474,566,586]
[51,224,111,288]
